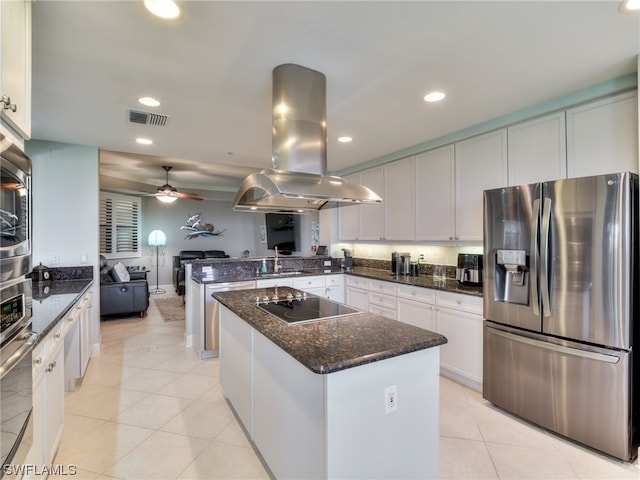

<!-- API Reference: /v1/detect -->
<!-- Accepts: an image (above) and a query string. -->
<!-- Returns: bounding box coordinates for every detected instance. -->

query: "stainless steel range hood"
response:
[233,64,382,213]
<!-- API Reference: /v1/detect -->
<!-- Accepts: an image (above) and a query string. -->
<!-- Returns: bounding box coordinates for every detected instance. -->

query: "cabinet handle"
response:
[457,300,462,304]
[411,291,416,296]
[47,361,57,372]
[2,95,17,112]
[34,357,42,366]
[55,333,61,339]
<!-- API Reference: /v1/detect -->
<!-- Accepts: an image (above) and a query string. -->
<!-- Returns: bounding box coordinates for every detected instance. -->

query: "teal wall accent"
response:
[336,74,638,176]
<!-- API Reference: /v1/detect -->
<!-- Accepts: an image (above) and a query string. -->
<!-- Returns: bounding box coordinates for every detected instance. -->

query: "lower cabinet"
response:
[64,287,94,390]
[387,283,483,391]
[30,323,65,472]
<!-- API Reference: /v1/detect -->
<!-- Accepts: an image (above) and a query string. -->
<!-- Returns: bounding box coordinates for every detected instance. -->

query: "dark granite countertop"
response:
[213,286,447,375]
[31,279,94,344]
[194,266,483,297]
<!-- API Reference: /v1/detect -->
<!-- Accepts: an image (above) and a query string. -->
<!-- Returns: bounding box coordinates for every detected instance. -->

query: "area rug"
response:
[153,297,185,323]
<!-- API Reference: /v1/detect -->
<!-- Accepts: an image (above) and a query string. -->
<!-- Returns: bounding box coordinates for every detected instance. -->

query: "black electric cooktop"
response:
[256,293,362,325]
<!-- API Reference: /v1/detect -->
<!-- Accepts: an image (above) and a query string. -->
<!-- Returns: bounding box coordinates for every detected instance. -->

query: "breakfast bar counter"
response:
[214,286,445,479]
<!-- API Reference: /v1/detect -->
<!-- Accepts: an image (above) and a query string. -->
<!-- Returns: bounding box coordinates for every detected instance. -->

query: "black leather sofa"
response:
[100,262,150,318]
[173,250,229,295]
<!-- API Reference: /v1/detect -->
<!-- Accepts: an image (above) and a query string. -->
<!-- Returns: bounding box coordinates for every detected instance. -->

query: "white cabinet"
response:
[384,158,414,240]
[293,275,325,296]
[31,322,65,470]
[566,91,639,178]
[338,168,384,240]
[455,129,508,241]
[0,0,31,139]
[345,276,369,311]
[256,278,294,288]
[359,167,385,240]
[415,145,455,241]
[508,112,567,185]
[324,274,344,302]
[435,291,483,391]
[368,278,397,319]
[396,284,436,331]
[64,287,94,391]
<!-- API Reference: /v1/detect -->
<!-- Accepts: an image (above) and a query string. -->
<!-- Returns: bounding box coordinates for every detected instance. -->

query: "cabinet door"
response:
[508,112,567,185]
[396,297,436,331]
[346,287,369,310]
[45,343,65,463]
[415,145,455,241]
[566,91,639,177]
[0,0,31,138]
[384,158,414,240]
[455,129,508,241]
[436,306,483,389]
[325,285,344,303]
[359,167,385,240]
[79,292,93,377]
[338,172,361,240]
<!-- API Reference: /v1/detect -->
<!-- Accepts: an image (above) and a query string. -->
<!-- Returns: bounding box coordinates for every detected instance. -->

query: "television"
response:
[265,213,297,252]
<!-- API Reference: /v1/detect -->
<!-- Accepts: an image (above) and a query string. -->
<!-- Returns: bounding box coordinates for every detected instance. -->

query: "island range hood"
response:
[233,64,383,213]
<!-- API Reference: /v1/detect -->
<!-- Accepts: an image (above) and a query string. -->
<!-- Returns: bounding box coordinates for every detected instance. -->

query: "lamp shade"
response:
[148,230,167,246]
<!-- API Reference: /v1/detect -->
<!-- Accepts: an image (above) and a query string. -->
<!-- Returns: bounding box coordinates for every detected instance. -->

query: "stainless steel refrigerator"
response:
[483,171,639,461]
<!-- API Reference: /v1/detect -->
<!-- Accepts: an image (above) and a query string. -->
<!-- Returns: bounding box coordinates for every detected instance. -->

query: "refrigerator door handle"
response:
[489,328,621,364]
[540,197,552,317]
[530,198,540,316]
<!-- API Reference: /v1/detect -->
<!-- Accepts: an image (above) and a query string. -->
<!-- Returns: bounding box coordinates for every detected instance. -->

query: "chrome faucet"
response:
[274,246,282,273]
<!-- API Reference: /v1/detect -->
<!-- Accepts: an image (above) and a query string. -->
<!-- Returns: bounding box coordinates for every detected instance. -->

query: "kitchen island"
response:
[214,286,447,480]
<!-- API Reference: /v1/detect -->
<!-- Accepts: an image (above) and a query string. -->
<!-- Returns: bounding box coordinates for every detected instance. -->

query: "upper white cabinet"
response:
[339,168,384,241]
[508,112,567,186]
[415,145,455,241]
[384,157,414,240]
[1,0,31,139]
[359,167,385,240]
[566,91,638,178]
[454,129,508,242]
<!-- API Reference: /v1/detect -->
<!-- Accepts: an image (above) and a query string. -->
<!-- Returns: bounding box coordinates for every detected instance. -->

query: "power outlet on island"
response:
[385,385,398,415]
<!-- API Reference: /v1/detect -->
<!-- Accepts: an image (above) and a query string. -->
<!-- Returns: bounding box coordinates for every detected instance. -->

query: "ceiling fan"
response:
[155,165,203,203]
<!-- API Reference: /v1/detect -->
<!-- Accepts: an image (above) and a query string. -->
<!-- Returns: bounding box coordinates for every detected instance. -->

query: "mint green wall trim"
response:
[336,74,638,176]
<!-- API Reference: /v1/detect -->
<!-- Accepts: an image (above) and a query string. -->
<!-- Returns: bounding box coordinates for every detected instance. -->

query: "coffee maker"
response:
[456,254,483,286]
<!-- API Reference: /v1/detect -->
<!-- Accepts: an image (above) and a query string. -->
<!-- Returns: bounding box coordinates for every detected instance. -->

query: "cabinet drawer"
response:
[369,292,397,310]
[293,276,325,290]
[324,274,344,287]
[396,284,435,303]
[346,276,369,289]
[369,304,397,320]
[369,279,397,296]
[436,291,483,315]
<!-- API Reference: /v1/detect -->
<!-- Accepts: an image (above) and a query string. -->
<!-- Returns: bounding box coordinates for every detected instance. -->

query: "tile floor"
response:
[52,291,640,479]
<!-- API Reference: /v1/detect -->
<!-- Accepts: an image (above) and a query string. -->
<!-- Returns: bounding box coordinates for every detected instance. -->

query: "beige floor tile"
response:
[82,363,147,388]
[104,430,209,480]
[114,393,194,430]
[439,437,498,479]
[118,368,181,393]
[157,373,219,400]
[54,421,154,474]
[161,397,234,440]
[64,384,148,421]
[177,440,268,480]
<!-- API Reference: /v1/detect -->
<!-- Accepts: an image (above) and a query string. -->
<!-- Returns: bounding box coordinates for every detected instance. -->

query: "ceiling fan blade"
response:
[178,191,203,201]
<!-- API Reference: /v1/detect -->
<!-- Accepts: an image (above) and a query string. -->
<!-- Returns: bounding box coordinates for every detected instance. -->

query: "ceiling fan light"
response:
[156,193,179,203]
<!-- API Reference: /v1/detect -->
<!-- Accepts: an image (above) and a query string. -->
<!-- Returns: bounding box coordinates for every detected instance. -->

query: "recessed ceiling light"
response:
[338,136,353,143]
[424,91,446,103]
[620,0,640,12]
[144,0,180,19]
[138,96,160,107]
[136,138,153,145]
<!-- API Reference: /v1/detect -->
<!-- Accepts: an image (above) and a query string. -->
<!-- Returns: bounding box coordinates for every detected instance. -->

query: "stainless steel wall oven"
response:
[0,136,35,478]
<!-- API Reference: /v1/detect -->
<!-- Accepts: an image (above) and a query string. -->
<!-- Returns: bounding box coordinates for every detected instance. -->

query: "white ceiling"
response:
[31,1,639,201]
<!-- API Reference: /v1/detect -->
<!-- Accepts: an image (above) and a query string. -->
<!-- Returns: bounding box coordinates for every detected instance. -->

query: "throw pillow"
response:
[111,262,130,282]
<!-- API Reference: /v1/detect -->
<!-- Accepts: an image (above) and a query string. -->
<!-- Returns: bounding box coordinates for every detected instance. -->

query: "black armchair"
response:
[172,250,230,295]
[100,264,149,318]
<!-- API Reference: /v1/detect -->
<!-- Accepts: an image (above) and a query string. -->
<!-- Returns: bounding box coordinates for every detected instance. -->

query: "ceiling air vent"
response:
[128,109,169,126]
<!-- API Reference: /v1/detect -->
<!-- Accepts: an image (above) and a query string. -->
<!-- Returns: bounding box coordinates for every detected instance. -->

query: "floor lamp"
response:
[148,229,167,295]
